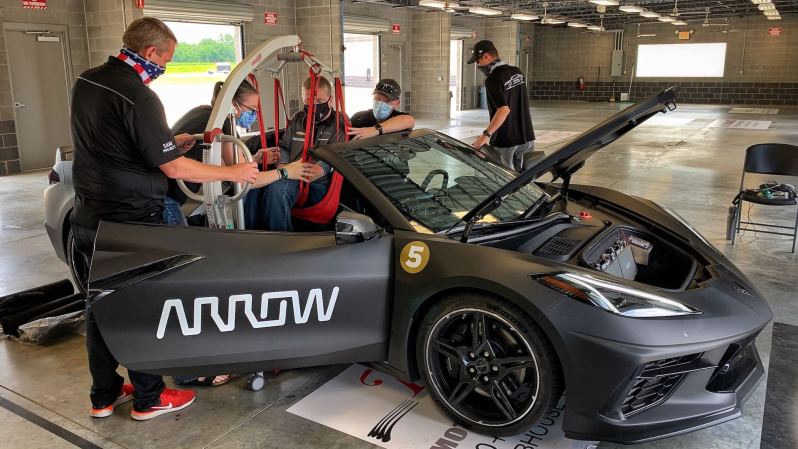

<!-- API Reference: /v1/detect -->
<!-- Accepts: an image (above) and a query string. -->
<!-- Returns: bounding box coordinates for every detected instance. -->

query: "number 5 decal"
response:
[400,241,430,274]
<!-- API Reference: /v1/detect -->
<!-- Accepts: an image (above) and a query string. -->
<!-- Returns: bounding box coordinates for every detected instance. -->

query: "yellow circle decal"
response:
[400,241,430,274]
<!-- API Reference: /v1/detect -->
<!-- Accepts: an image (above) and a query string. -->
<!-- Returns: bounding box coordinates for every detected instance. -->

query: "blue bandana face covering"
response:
[236,110,257,129]
[372,101,394,122]
[119,47,166,82]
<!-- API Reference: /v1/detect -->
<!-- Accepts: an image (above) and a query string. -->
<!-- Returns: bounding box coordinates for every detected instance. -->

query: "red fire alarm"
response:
[391,23,400,34]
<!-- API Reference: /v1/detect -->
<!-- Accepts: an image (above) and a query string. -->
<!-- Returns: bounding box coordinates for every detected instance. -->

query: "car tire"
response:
[416,292,563,436]
[65,228,88,296]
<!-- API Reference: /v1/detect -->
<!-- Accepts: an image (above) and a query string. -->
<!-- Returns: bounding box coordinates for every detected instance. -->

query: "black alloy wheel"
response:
[417,293,562,436]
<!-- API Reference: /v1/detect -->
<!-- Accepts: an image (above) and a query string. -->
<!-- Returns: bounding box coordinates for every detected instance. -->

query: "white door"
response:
[5,28,73,170]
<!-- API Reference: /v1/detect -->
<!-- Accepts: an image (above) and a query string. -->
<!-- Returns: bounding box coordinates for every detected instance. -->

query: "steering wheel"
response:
[176,134,254,202]
[421,169,449,192]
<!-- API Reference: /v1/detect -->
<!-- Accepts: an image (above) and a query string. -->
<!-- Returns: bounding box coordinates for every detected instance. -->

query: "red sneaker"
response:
[130,388,195,421]
[90,383,134,418]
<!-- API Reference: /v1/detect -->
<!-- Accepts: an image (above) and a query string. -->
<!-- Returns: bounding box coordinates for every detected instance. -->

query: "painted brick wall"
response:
[529,14,798,104]
[410,10,450,120]
[342,0,413,114]
[0,0,89,174]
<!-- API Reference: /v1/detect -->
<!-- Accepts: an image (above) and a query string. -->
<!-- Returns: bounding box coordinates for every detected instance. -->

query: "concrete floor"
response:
[1,101,796,448]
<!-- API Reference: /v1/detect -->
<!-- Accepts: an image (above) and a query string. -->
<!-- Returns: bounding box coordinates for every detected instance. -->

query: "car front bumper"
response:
[541,274,771,444]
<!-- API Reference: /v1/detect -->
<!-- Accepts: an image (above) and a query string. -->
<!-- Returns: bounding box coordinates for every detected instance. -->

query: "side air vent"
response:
[535,237,581,257]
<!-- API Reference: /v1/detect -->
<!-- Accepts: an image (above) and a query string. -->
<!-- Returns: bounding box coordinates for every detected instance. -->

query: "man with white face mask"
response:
[349,79,415,140]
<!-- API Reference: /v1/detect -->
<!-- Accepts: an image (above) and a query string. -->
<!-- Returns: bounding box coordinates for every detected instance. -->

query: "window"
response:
[636,43,726,78]
[342,133,545,233]
[344,33,380,114]
[150,21,244,126]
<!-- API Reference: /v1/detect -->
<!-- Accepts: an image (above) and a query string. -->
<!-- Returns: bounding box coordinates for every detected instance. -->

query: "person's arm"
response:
[349,113,416,140]
[160,156,258,184]
[472,77,510,149]
[252,160,315,188]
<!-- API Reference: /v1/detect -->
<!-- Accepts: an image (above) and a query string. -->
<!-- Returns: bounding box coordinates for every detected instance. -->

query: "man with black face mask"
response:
[467,40,537,172]
[243,76,348,231]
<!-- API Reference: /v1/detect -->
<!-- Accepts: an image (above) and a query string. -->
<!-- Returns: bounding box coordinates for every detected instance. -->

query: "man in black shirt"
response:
[70,17,258,421]
[467,40,537,172]
[349,79,415,139]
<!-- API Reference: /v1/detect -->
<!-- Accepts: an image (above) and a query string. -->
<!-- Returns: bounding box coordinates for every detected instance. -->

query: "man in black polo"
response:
[70,17,258,421]
[348,78,415,139]
[467,40,537,172]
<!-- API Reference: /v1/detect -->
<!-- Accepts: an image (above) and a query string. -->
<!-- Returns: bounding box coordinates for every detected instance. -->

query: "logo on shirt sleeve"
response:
[162,141,177,153]
[504,74,525,90]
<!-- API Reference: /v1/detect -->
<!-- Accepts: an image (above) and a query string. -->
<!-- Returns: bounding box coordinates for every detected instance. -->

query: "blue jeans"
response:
[162,196,188,226]
[244,179,328,231]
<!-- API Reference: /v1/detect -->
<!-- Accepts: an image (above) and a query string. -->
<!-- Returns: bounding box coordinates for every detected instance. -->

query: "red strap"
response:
[296,68,319,207]
[333,77,351,143]
[245,74,270,168]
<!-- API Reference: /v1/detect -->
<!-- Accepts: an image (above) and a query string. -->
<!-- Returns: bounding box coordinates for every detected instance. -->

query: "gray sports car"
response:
[44,88,772,443]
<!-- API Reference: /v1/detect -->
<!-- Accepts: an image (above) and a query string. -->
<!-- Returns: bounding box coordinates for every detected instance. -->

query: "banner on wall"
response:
[287,364,598,449]
[22,0,47,9]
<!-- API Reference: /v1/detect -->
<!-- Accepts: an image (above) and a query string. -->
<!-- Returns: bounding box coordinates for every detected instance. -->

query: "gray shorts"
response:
[485,141,541,172]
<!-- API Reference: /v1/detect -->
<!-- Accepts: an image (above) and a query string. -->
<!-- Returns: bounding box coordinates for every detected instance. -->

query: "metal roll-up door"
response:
[144,0,255,24]
[451,25,475,40]
[343,14,391,34]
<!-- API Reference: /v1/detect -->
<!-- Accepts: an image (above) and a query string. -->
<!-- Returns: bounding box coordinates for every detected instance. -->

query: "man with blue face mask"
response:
[349,79,415,140]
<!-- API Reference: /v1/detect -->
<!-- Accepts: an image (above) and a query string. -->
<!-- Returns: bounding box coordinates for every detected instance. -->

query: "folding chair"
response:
[731,143,798,253]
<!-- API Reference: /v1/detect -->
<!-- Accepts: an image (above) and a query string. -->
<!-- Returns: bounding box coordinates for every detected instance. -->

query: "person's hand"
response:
[283,161,315,182]
[226,162,259,184]
[348,127,379,140]
[471,134,490,150]
[253,147,281,165]
[174,133,196,153]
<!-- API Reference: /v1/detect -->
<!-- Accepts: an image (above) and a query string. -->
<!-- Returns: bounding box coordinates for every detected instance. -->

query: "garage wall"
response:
[452,15,484,110]
[483,19,519,66]
[341,0,413,113]
[0,0,90,175]
[410,10,450,120]
[528,14,798,105]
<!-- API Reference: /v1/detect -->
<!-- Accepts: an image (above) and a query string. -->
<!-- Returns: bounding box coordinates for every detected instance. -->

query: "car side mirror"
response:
[335,211,383,244]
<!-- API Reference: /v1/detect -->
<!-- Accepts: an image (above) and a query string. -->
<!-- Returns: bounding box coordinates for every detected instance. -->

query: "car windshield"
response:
[342,133,546,233]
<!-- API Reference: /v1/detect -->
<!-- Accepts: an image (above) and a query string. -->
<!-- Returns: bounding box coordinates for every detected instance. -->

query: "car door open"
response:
[88,217,393,377]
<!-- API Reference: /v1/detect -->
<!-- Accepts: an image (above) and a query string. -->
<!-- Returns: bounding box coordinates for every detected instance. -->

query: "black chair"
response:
[731,143,798,252]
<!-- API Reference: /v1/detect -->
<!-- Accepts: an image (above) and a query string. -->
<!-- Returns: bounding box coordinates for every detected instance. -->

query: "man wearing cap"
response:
[349,79,415,140]
[467,40,536,172]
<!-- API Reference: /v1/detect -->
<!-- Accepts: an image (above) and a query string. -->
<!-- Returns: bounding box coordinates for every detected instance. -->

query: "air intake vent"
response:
[621,374,683,417]
[535,237,580,257]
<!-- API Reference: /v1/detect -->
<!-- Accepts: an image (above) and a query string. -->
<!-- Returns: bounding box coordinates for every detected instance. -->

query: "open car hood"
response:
[461,87,678,225]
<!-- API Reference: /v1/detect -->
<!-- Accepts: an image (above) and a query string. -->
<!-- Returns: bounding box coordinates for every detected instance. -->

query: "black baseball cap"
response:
[373,78,401,101]
[467,40,497,64]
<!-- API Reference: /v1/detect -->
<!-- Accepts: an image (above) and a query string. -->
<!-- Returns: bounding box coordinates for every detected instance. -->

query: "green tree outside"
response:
[173,33,236,63]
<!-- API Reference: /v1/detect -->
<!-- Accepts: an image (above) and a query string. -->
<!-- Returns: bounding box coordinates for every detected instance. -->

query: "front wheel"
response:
[416,293,563,436]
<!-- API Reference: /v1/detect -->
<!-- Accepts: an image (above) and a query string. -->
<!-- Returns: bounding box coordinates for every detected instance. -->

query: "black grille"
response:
[621,373,684,417]
[535,237,580,256]
[642,353,702,372]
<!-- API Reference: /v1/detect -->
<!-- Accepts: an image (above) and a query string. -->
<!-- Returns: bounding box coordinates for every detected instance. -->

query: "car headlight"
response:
[536,272,701,318]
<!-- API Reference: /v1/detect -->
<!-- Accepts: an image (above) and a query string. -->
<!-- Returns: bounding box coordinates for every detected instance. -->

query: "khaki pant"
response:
[485,141,541,172]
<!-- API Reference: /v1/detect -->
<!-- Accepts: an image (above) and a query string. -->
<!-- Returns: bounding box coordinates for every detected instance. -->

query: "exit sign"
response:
[768,27,783,36]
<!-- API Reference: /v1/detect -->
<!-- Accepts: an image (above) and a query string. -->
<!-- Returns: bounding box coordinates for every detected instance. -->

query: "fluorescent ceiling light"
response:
[767,15,781,20]
[568,22,588,27]
[511,13,539,21]
[418,0,447,8]
[758,3,776,10]
[469,6,502,16]
[587,25,605,31]
[589,0,619,6]
[542,17,566,25]
[750,0,772,4]
[640,10,661,18]
[619,5,644,13]
[672,20,687,25]
[658,16,675,22]
[763,9,780,15]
